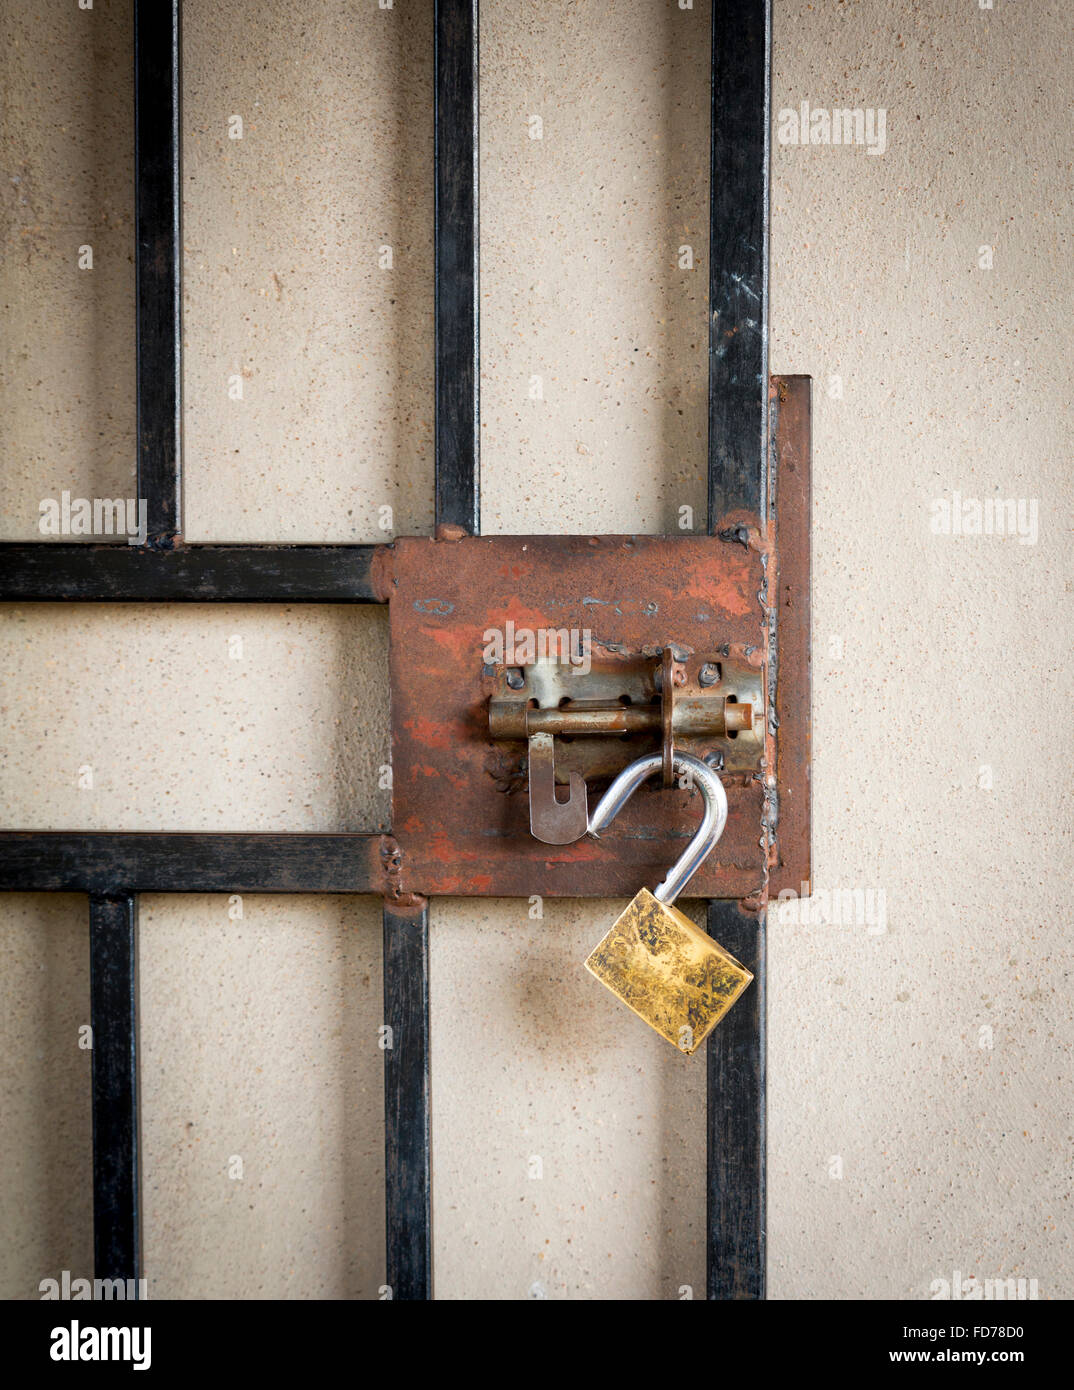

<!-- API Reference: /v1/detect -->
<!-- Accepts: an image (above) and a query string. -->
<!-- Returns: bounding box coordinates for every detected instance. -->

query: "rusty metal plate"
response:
[384,377,810,901]
[768,375,812,896]
[388,533,767,898]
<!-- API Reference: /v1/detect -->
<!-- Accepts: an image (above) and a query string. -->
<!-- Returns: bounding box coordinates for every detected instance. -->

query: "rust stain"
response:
[424,625,478,655]
[370,543,395,602]
[766,375,813,897]
[402,715,456,750]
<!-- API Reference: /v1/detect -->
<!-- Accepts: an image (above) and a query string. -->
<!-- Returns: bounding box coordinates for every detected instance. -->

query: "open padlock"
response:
[583,751,753,1054]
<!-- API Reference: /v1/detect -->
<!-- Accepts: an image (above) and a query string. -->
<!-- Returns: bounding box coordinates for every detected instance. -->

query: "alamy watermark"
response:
[49,1321,151,1371]
[775,884,887,935]
[930,1270,1040,1301]
[930,492,1038,545]
[482,621,592,675]
[39,492,147,545]
[40,1270,148,1301]
[777,102,887,156]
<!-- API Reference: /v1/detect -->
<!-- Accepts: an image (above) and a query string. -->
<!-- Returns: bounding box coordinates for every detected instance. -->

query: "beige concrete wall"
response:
[1,0,1071,1300]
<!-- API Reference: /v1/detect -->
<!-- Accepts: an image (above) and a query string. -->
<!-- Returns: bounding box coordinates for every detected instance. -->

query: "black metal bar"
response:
[135,0,182,546]
[706,899,765,1300]
[89,895,141,1289]
[706,0,771,1301]
[383,900,432,1299]
[435,0,480,533]
[0,542,387,603]
[708,0,771,525]
[377,0,482,1304]
[0,833,387,894]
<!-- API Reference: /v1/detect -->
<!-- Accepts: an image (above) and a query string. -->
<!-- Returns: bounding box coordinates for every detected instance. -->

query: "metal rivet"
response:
[698,662,721,687]
[505,668,525,690]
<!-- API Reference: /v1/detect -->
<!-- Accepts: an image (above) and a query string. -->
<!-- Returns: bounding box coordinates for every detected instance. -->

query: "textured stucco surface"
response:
[1,0,1072,1301]
[0,0,135,538]
[137,894,385,1300]
[766,0,1071,1299]
[181,0,435,543]
[0,604,389,832]
[430,896,707,1299]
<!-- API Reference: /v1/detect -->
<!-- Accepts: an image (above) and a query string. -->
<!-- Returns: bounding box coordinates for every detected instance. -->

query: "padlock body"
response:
[584,888,753,1053]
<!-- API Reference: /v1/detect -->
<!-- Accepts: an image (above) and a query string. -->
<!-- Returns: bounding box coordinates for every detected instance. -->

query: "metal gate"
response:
[0,0,809,1300]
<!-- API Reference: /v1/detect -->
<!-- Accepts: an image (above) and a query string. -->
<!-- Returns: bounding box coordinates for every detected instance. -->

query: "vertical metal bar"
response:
[383,900,432,1299]
[135,0,182,546]
[434,0,480,533]
[708,0,771,526]
[89,895,141,1289]
[380,0,482,1302]
[706,900,765,1299]
[706,0,771,1301]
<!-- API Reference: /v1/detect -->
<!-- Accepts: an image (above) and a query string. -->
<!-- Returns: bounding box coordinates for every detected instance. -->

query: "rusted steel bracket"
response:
[766,375,812,897]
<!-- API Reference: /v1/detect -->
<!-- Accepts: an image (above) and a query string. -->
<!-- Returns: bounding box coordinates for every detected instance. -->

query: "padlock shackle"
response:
[586,751,728,904]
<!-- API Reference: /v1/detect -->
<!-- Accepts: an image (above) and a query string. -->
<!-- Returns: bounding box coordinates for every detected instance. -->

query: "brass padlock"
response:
[584,752,753,1054]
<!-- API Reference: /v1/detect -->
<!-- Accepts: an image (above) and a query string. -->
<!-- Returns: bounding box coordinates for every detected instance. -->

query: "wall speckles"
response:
[138,894,385,1300]
[0,604,389,833]
[0,0,135,540]
[429,897,708,1301]
[481,0,710,535]
[767,0,1072,1299]
[182,0,435,542]
[0,895,92,1299]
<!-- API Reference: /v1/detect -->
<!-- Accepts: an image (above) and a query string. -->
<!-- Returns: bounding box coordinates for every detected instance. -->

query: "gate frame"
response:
[0,0,809,1302]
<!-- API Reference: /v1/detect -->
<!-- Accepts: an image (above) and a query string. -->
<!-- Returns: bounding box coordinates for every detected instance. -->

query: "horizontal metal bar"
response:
[0,833,388,894]
[489,701,751,739]
[0,544,388,603]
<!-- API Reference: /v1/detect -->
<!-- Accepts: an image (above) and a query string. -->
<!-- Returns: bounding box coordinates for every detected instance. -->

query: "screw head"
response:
[698,662,721,687]
[505,668,525,690]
